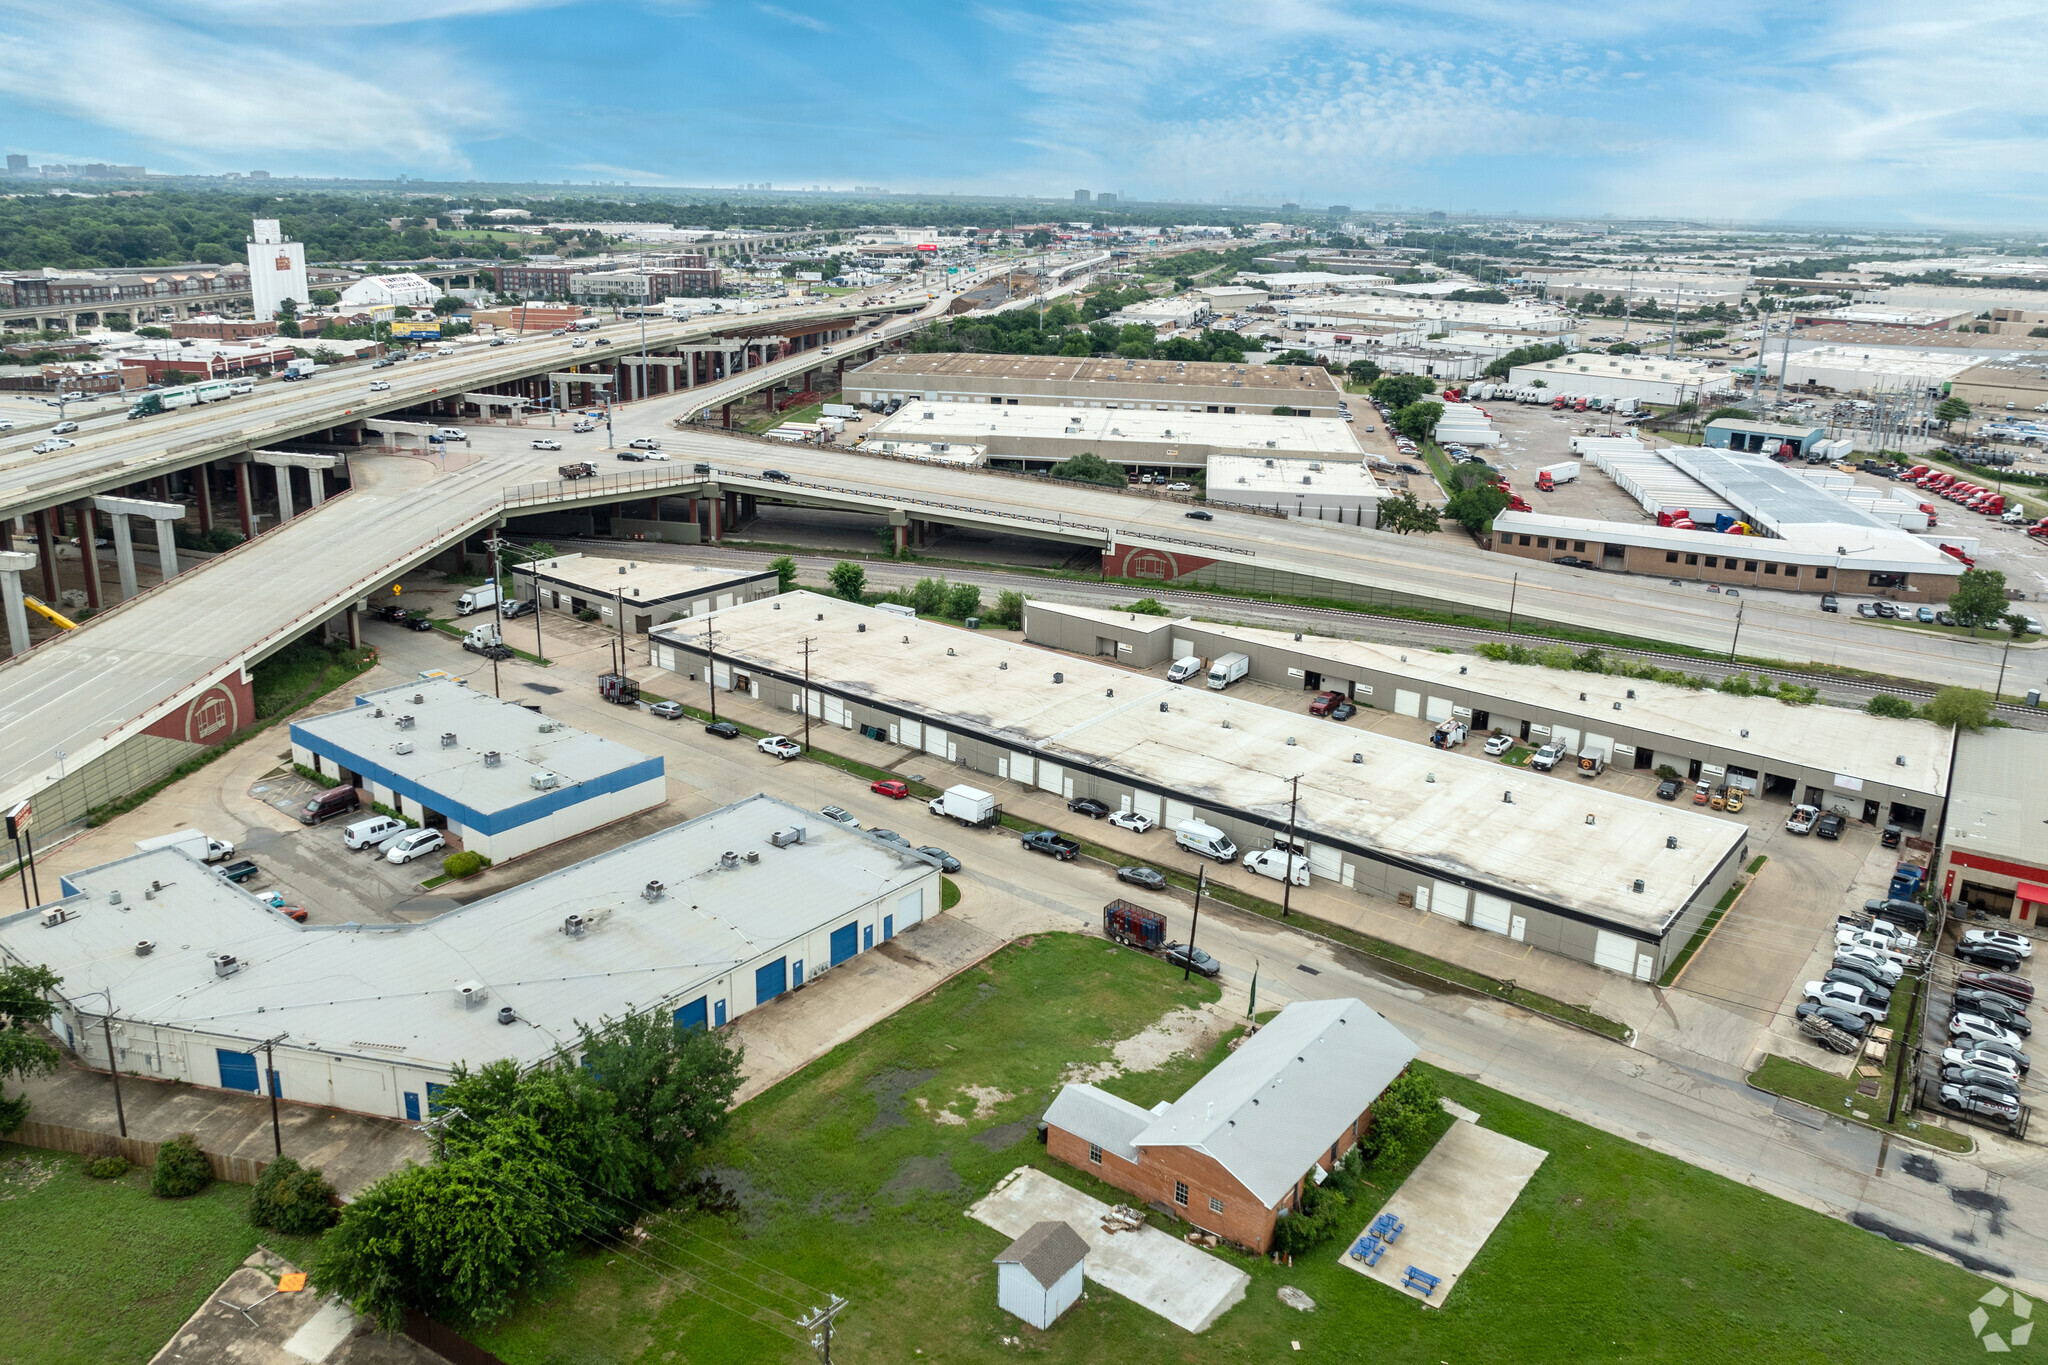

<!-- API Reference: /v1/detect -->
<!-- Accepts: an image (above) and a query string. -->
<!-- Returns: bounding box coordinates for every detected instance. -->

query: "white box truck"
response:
[455,583,500,616]
[1175,819,1237,862]
[929,784,998,827]
[1206,652,1250,690]
[821,403,857,419]
[133,829,235,863]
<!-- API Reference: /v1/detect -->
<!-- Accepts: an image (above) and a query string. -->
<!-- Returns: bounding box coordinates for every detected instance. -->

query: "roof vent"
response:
[413,694,424,704]
[1896,755,1907,766]
[618,564,628,574]
[497,1006,517,1025]
[1294,632,1302,641]
[211,953,241,978]
[1613,701,1622,711]
[1053,672,1063,684]
[1632,879,1645,894]
[393,741,414,755]
[483,750,501,767]
[1740,729,1748,738]
[1579,692,1586,701]
[372,707,384,718]
[1160,702,1170,712]
[947,647,956,656]
[440,732,457,748]
[1426,772,1435,782]
[458,980,489,1008]
[999,661,1008,670]
[858,623,866,632]
[1586,814,1596,825]
[1666,836,1678,849]
[1503,790,1513,803]
[1287,737,1297,746]
[135,940,155,956]
[902,635,910,644]
[1627,689,1636,699]
[1222,720,1231,729]
[1460,665,1467,674]
[397,715,415,729]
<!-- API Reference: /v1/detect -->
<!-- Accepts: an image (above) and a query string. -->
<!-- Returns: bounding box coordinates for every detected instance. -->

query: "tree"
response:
[828,560,866,601]
[1925,687,1994,731]
[767,555,798,593]
[1376,491,1441,535]
[160,367,189,386]
[945,582,982,619]
[431,295,463,316]
[1126,597,1171,616]
[1369,373,1434,409]
[249,1156,340,1234]
[1049,451,1127,488]
[1947,567,2010,635]
[276,296,298,319]
[1444,481,1510,531]
[1345,358,1381,386]
[1936,396,1971,430]
[1361,1068,1442,1170]
[1272,405,1299,417]
[908,575,948,616]
[0,962,61,1133]
[983,589,1026,629]
[1395,400,1444,442]
[393,305,415,319]
[135,325,171,339]
[1865,694,1917,719]
[309,288,340,307]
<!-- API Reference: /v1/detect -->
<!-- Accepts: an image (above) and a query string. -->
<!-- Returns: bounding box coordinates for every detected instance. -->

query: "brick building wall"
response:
[1490,530,1948,602]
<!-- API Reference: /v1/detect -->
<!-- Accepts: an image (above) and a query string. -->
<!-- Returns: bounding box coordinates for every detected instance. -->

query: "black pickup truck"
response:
[1020,829,1079,861]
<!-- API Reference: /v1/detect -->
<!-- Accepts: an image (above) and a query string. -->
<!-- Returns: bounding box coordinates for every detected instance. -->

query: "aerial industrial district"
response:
[2,205,2047,1365]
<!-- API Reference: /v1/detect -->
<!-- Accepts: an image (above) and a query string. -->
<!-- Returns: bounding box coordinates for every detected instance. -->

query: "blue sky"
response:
[4,1,2044,226]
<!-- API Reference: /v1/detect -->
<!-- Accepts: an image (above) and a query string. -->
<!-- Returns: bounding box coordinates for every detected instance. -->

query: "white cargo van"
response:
[1166,656,1204,684]
[132,829,234,863]
[1175,818,1237,862]
[1243,847,1310,885]
[343,815,408,850]
[1206,653,1250,690]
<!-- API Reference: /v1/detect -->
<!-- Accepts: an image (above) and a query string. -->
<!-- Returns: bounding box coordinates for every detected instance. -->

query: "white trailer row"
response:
[1584,443,1736,524]
[1786,469,1931,530]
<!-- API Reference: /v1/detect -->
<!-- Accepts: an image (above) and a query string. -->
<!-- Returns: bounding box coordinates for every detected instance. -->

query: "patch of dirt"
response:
[862,1067,938,1138]
[806,1189,872,1225]
[917,1085,1016,1126]
[880,1154,961,1205]
[972,1119,1039,1152]
[0,1154,64,1201]
[1063,1005,1224,1085]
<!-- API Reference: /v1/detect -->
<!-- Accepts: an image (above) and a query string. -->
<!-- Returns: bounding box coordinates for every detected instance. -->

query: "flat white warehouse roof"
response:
[514,553,771,608]
[859,404,1365,459]
[1207,454,1381,505]
[664,595,1745,935]
[11,795,937,1072]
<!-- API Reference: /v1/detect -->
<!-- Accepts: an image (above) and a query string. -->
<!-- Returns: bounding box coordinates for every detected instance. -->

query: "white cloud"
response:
[0,2,506,169]
[176,0,582,23]
[755,3,829,32]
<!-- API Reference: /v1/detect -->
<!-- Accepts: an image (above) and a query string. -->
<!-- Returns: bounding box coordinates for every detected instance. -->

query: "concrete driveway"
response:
[969,1166,1248,1333]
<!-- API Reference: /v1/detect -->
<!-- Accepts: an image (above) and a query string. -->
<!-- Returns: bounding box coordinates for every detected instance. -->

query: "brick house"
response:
[1043,997,1418,1254]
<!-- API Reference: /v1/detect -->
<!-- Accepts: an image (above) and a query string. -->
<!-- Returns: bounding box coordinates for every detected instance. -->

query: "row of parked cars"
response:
[1938,936,2034,1127]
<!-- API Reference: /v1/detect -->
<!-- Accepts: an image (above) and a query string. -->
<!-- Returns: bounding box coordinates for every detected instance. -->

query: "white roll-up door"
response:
[1425,696,1453,723]
[712,662,731,689]
[1009,752,1033,786]
[823,696,845,726]
[1038,762,1064,794]
[1593,930,1637,974]
[1470,892,1512,935]
[1134,790,1162,821]
[1308,844,1341,880]
[1583,733,1614,760]
[807,692,823,719]
[1394,689,1421,717]
[899,720,922,750]
[1551,725,1580,752]
[1430,880,1468,922]
[1172,637,1193,658]
[1164,798,1193,827]
[925,726,948,756]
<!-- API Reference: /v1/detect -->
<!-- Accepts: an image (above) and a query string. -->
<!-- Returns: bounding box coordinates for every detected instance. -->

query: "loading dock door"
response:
[217,1049,259,1093]
[1471,892,1512,936]
[1394,689,1421,717]
[1037,762,1063,795]
[1593,930,1638,975]
[1164,798,1193,827]
[1551,725,1580,753]
[830,922,858,966]
[755,958,788,1005]
[1430,881,1468,922]
[674,997,709,1031]
[1425,696,1453,723]
[1134,791,1162,822]
[1308,844,1342,881]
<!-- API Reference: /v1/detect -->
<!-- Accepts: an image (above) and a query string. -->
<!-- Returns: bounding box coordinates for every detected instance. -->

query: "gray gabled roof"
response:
[994,1220,1090,1289]
[1132,998,1418,1209]
[1042,1082,1153,1163]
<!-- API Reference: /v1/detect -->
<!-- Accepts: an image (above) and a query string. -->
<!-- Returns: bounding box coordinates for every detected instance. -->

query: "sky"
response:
[3,0,2046,227]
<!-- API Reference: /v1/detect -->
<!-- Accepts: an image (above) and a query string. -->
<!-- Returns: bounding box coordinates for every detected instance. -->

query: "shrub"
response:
[945,582,982,620]
[293,763,339,789]
[442,850,488,880]
[573,607,601,622]
[1126,597,1170,616]
[982,589,1025,630]
[250,1156,340,1235]
[1362,1068,1442,1171]
[1654,764,1681,782]
[1865,693,1917,719]
[151,1133,212,1198]
[1270,1176,1350,1254]
[84,1155,131,1179]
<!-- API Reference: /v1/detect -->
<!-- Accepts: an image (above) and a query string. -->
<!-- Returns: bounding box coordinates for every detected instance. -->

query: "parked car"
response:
[648,700,683,720]
[404,612,434,631]
[1955,941,2025,971]
[1785,804,1819,834]
[343,815,407,851]
[501,598,536,619]
[1822,966,1891,1008]
[1802,980,1886,1022]
[1963,928,2034,959]
[1820,594,1839,613]
[1959,970,2034,1006]
[1953,990,2032,1035]
[1068,797,1112,819]
[819,805,861,830]
[1856,602,1879,618]
[1951,1012,2025,1049]
[1832,946,1903,985]
[871,779,910,799]
[385,829,446,865]
[531,438,562,450]
[1329,700,1357,721]
[1108,810,1155,834]
[916,846,961,873]
[1655,778,1682,800]
[1795,1000,1871,1038]
[1946,1040,2030,1075]
[1117,865,1168,891]
[1938,1083,2021,1124]
[1916,606,1937,623]
[1484,733,1516,757]
[757,735,801,759]
[704,720,740,740]
[218,859,260,884]
[1162,943,1221,978]
[1021,830,1080,861]
[1308,690,1345,717]
[1529,741,1566,772]
[1553,556,1596,570]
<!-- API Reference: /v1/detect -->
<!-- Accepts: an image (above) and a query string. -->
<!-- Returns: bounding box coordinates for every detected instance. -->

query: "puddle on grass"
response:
[861,1067,938,1138]
[880,1154,961,1204]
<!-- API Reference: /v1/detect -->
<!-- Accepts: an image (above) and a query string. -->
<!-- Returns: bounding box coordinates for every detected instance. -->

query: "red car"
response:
[276,905,308,923]
[870,779,909,799]
[1308,690,1344,717]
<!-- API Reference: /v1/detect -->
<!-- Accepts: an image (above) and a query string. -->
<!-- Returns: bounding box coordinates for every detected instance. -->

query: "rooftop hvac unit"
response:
[745,851,760,864]
[372,707,384,718]
[538,721,559,733]
[770,826,807,847]
[210,953,241,978]
[720,851,739,869]
[529,771,560,790]
[397,715,415,729]
[497,1006,517,1026]
[39,908,65,928]
[135,940,155,956]
[458,980,489,1008]
[440,732,458,748]
[483,751,501,767]
[1302,476,1312,485]
[393,741,414,755]
[642,880,665,903]
[618,565,628,574]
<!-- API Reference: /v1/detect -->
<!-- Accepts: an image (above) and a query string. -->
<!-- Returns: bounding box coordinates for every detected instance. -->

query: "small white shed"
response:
[993,1220,1089,1330]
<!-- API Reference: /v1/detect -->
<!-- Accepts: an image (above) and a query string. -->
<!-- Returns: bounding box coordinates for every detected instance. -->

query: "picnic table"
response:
[1402,1265,1442,1298]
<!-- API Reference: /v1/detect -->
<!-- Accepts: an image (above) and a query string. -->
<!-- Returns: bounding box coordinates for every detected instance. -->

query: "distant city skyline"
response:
[2,1,2044,228]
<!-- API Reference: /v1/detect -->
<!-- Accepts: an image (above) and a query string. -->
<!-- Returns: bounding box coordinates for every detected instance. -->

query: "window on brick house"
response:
[1764,563,1778,575]
[1174,1182,1189,1207]
[1666,551,1679,563]
[1088,1143,1101,1164]
[1209,1195,1224,1213]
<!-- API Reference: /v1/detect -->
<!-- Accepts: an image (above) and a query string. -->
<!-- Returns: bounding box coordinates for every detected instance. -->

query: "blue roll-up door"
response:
[217,1049,258,1093]
[756,958,787,1004]
[674,996,709,1031]
[830,922,857,966]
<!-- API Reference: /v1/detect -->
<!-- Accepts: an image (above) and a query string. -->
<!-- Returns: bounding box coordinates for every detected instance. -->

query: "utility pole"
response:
[1280,775,1302,919]
[799,636,816,752]
[246,1032,289,1154]
[801,1295,848,1365]
[1506,572,1518,631]
[703,617,719,722]
[1727,599,1745,663]
[1995,635,2013,702]
[96,998,127,1138]
[1184,866,1207,982]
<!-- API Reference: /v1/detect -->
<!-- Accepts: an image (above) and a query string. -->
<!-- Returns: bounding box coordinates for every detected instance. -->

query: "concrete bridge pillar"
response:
[94,494,184,600]
[234,459,255,538]
[194,463,214,534]
[275,464,295,521]
[72,502,102,609]
[0,550,34,658]
[347,605,362,649]
[34,510,57,600]
[308,468,328,507]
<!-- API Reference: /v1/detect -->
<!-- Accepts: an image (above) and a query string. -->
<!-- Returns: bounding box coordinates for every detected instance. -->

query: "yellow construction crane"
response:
[24,597,77,630]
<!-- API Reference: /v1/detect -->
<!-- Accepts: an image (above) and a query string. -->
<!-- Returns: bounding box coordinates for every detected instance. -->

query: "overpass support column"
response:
[235,460,254,538]
[34,511,58,600]
[275,464,296,522]
[107,514,138,601]
[152,515,180,582]
[708,490,722,544]
[308,468,328,507]
[73,503,102,609]
[346,605,362,649]
[194,464,214,534]
[720,403,733,429]
[0,551,33,658]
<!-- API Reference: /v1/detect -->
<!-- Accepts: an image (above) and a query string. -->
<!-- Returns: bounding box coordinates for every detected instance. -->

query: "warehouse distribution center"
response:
[1937,729,2048,925]
[511,554,778,633]
[652,594,1748,980]
[843,354,1348,419]
[1023,601,1952,830]
[290,677,665,862]
[1205,453,1381,523]
[1504,352,1733,406]
[855,402,1364,477]
[2,795,940,1119]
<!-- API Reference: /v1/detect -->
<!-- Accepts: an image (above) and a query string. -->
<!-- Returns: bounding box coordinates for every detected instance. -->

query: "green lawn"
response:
[474,934,1993,1364]
[0,1146,324,1365]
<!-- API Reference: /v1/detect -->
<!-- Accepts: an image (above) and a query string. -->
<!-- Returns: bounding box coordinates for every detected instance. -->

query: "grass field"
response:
[0,1146,323,1365]
[475,933,1994,1364]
